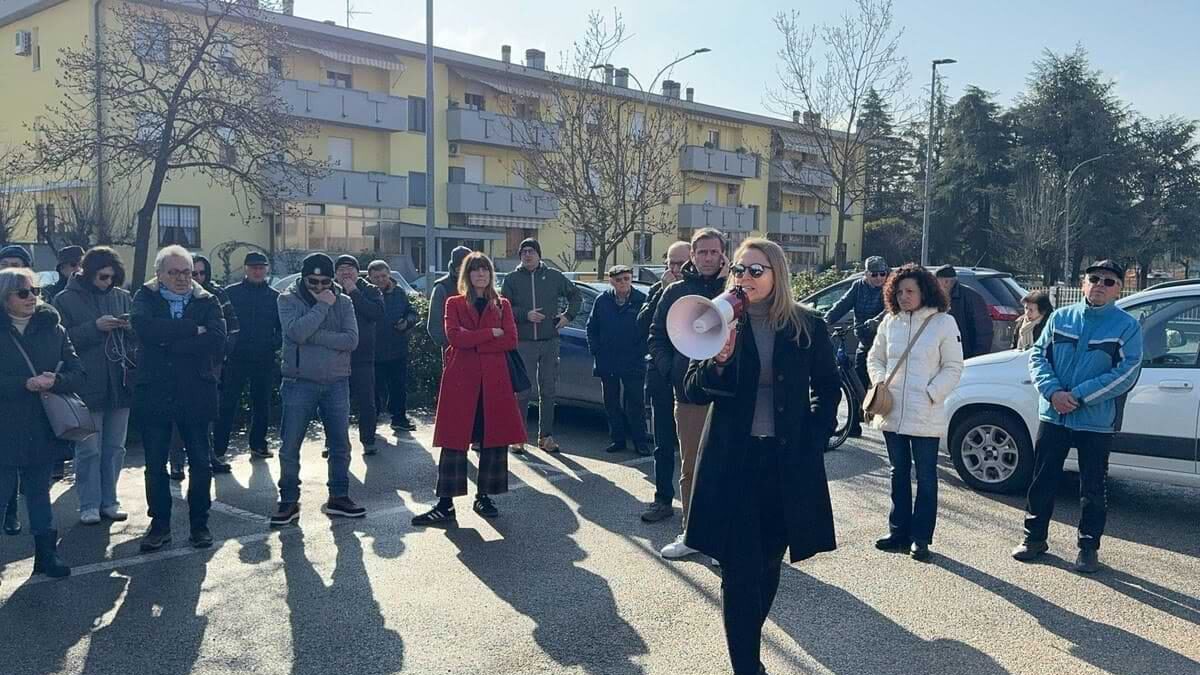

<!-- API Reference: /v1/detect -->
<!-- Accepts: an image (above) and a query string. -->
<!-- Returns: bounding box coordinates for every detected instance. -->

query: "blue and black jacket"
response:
[1029,301,1143,433]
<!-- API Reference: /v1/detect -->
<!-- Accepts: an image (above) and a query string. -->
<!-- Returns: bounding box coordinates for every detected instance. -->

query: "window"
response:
[326,70,353,89]
[511,160,526,189]
[707,129,720,149]
[448,166,466,184]
[633,233,652,263]
[158,205,201,247]
[134,112,162,144]
[32,28,40,71]
[409,97,427,132]
[1128,298,1200,367]
[409,172,427,207]
[630,111,645,138]
[268,56,283,77]
[464,92,486,110]
[134,21,169,64]
[217,127,236,164]
[569,289,597,330]
[35,204,56,243]
[463,155,485,184]
[327,137,353,168]
[574,232,595,260]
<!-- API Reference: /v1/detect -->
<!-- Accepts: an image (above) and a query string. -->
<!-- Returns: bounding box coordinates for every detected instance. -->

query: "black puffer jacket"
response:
[0,304,85,466]
[647,262,726,400]
[130,280,226,420]
[225,278,281,362]
[345,277,384,365]
[52,274,134,410]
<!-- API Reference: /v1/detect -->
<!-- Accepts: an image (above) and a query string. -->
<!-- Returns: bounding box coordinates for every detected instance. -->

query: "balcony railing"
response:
[278,79,408,132]
[768,159,834,189]
[678,203,756,232]
[282,169,408,210]
[766,211,832,236]
[446,108,558,151]
[680,145,759,179]
[446,183,559,219]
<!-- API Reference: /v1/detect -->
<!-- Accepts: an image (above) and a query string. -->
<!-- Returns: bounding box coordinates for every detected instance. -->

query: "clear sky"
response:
[295,0,1199,123]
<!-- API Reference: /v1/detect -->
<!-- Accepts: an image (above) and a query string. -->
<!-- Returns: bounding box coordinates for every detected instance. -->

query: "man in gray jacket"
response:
[501,238,581,454]
[270,253,365,526]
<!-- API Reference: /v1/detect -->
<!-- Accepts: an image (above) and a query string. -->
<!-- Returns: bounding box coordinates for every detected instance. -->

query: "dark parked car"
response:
[805,266,1027,357]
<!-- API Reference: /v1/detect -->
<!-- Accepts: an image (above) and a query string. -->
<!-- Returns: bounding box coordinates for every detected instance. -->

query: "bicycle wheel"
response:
[827,378,856,451]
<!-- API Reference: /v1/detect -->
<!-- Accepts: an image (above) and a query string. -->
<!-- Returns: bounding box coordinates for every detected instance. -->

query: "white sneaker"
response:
[660,534,697,559]
[80,509,101,525]
[100,506,128,521]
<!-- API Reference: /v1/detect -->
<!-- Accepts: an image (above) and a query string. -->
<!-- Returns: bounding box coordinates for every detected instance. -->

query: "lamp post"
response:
[1062,153,1108,284]
[423,0,436,297]
[591,48,710,264]
[920,58,955,267]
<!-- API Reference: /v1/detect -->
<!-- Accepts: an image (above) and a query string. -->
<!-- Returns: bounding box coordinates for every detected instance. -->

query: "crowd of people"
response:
[0,232,1144,674]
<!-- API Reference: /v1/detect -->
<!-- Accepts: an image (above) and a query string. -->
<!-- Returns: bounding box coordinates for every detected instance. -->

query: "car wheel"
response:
[949,410,1033,494]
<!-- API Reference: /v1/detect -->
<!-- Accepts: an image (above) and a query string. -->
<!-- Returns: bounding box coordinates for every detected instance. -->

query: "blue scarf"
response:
[159,286,193,319]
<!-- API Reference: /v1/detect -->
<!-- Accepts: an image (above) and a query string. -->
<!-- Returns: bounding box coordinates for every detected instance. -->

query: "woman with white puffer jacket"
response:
[867,263,963,562]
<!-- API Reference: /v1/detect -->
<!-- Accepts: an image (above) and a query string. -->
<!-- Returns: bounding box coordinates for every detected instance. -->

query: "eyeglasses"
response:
[163,269,192,278]
[731,263,772,279]
[305,277,333,288]
[96,273,114,282]
[869,271,889,278]
[14,287,41,299]
[1087,275,1119,288]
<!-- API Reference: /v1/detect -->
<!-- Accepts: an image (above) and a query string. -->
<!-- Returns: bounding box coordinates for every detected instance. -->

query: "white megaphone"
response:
[666,288,748,360]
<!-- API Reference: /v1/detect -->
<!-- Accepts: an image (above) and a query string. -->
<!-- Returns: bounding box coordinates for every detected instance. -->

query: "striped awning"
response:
[290,38,405,72]
[467,215,544,230]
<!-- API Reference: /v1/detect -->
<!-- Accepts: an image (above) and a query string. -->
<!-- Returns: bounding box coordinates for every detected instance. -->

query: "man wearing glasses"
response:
[272,253,364,526]
[824,255,890,437]
[1013,260,1142,574]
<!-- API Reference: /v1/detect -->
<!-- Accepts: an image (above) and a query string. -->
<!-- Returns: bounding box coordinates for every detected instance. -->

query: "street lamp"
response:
[920,58,956,267]
[1062,153,1109,284]
[591,48,711,263]
[423,0,436,297]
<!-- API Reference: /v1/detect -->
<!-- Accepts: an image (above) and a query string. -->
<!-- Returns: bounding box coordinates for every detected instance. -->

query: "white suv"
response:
[943,279,1200,493]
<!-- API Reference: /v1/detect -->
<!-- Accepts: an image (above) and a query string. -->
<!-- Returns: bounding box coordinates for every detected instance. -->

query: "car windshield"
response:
[976,275,1025,306]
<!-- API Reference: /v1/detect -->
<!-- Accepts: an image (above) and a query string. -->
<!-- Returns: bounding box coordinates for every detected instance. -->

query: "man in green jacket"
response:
[500,238,581,453]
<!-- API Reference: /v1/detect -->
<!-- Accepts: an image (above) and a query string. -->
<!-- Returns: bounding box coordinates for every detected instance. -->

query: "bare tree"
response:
[771,0,911,268]
[42,187,138,250]
[506,11,688,275]
[0,147,29,246]
[997,164,1070,284]
[29,0,326,284]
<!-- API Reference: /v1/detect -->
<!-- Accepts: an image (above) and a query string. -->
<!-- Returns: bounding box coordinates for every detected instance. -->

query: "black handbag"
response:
[506,350,531,393]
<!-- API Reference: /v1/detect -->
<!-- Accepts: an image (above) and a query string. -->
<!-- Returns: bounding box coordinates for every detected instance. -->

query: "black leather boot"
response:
[3,499,19,536]
[32,530,71,578]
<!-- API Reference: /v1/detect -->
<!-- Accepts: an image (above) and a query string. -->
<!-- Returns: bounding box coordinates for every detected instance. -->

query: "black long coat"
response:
[0,304,85,466]
[683,310,841,564]
[130,280,226,421]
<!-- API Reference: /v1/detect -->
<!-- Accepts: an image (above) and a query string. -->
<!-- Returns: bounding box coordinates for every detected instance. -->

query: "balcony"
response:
[446,108,558,151]
[446,183,559,219]
[678,203,756,232]
[679,145,759,180]
[278,79,408,132]
[283,169,408,210]
[766,211,831,236]
[769,159,834,189]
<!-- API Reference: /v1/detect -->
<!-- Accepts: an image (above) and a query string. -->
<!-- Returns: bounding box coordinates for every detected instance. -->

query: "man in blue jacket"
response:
[824,255,889,437]
[587,265,649,456]
[1013,260,1142,573]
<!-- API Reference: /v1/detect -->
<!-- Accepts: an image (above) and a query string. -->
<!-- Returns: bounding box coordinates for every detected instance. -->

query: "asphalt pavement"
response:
[1,407,1197,675]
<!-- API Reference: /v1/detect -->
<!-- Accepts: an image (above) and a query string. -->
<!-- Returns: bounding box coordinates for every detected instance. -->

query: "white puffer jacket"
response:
[866,307,964,438]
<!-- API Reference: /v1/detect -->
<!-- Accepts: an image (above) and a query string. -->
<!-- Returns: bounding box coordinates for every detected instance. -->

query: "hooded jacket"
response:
[500,262,582,342]
[52,273,135,410]
[647,261,726,399]
[427,272,459,349]
[277,278,358,383]
[193,255,240,357]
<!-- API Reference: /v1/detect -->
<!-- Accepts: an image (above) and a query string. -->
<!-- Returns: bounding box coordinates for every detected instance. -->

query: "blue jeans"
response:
[883,432,940,545]
[278,378,351,504]
[0,463,53,535]
[74,407,129,513]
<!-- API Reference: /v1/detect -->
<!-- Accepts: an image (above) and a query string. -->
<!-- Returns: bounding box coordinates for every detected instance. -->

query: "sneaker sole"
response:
[269,513,300,527]
[412,516,457,527]
[191,538,213,549]
[660,549,698,560]
[321,506,367,518]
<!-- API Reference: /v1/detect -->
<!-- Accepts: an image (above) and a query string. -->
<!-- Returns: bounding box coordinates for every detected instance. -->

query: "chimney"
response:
[685,87,694,102]
[792,110,801,124]
[662,80,681,99]
[501,45,512,63]
[603,65,614,85]
[525,49,545,70]
[614,67,629,88]
[803,110,821,127]
[282,0,294,15]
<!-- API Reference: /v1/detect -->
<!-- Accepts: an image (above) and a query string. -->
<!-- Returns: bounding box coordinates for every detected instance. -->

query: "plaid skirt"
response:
[435,446,509,498]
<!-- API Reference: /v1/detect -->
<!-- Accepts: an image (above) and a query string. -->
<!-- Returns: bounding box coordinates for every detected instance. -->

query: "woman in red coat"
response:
[413,252,525,526]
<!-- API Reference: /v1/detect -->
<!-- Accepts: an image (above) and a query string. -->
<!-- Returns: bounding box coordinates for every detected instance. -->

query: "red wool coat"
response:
[432,295,527,450]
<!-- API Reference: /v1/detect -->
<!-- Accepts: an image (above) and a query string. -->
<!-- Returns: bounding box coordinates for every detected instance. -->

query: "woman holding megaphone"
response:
[680,238,841,675]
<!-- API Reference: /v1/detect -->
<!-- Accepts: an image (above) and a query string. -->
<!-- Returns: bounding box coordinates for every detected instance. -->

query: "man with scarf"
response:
[271,253,364,526]
[130,245,226,551]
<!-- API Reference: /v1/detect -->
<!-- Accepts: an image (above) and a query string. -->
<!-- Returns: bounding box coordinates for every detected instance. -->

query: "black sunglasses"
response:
[14,287,41,299]
[1087,275,1119,288]
[96,272,114,282]
[869,271,889,278]
[305,277,333,287]
[731,263,772,279]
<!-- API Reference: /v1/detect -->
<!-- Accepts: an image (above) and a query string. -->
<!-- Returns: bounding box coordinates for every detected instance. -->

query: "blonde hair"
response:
[0,267,39,305]
[727,238,813,346]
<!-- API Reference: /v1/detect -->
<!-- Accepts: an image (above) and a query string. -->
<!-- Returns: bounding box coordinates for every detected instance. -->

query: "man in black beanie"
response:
[427,245,473,353]
[333,255,384,455]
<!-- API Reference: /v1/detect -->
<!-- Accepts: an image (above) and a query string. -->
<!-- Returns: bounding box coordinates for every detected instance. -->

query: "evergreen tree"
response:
[859,88,915,224]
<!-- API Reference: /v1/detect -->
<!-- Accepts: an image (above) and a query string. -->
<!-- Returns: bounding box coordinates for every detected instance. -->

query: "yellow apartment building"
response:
[0,0,862,280]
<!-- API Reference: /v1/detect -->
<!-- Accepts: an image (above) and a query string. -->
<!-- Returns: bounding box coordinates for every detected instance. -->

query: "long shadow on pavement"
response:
[938,557,1200,673]
[445,487,648,675]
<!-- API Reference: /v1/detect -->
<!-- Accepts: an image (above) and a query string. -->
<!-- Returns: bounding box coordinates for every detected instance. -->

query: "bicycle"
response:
[828,323,868,451]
